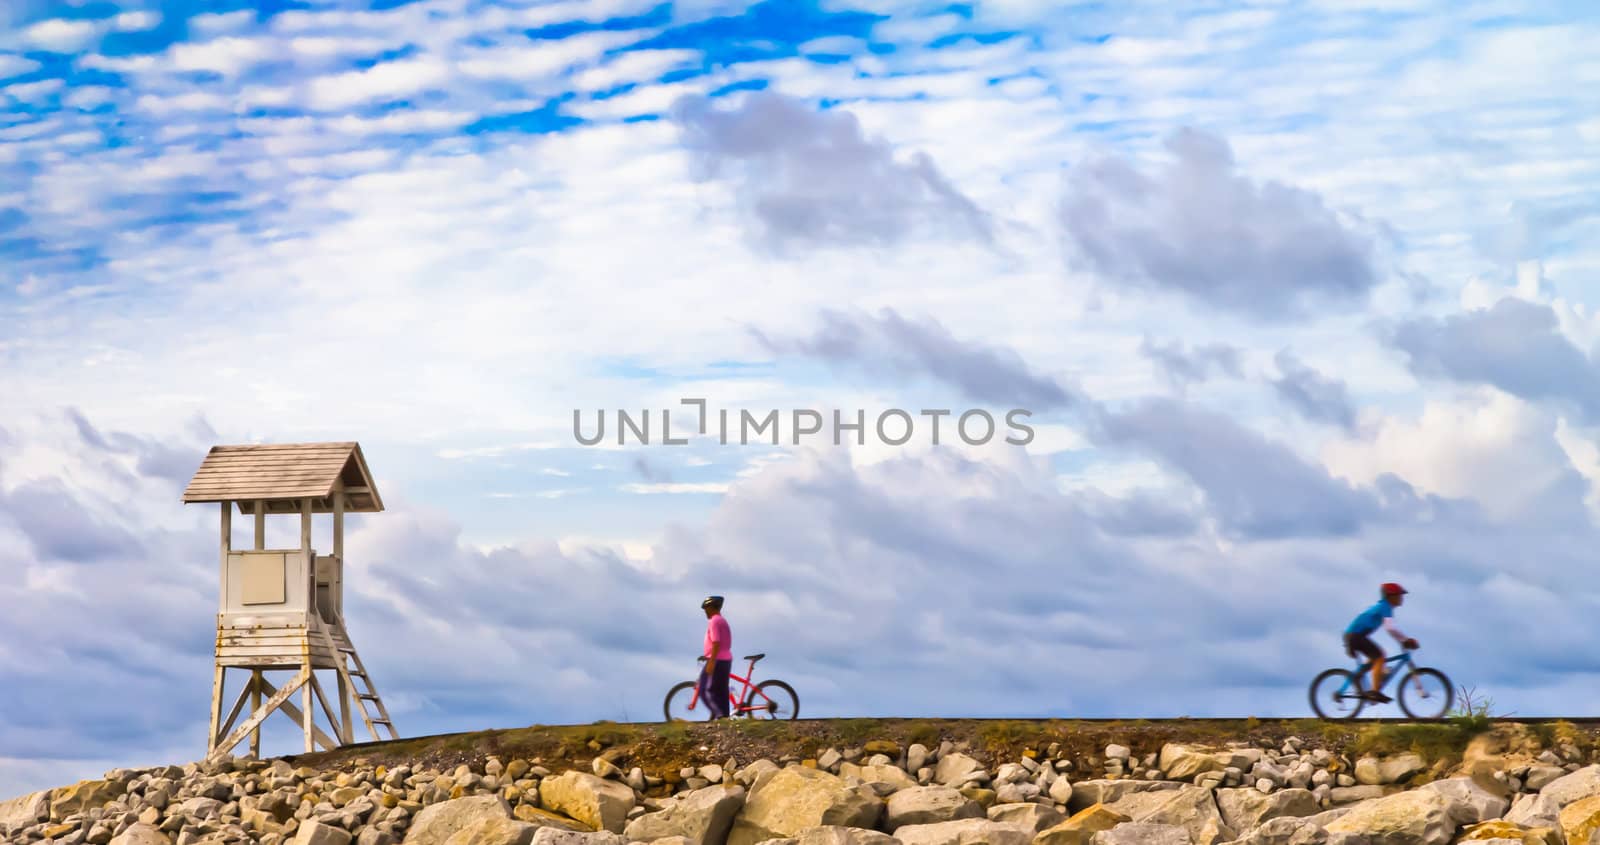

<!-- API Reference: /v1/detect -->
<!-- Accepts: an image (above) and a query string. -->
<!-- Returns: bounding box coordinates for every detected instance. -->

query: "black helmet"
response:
[701,595,724,610]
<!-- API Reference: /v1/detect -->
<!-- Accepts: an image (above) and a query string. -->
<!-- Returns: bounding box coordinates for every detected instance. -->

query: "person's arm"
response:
[1382,618,1417,648]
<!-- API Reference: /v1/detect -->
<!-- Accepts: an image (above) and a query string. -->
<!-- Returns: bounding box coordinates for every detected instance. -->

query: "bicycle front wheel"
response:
[747,680,799,720]
[1309,668,1365,720]
[663,681,702,722]
[1398,668,1453,720]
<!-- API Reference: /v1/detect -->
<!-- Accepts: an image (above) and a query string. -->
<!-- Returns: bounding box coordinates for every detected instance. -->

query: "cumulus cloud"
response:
[1060,128,1380,319]
[1270,350,1357,432]
[1090,397,1378,539]
[754,308,1077,410]
[1138,338,1242,392]
[672,91,993,251]
[1388,297,1600,423]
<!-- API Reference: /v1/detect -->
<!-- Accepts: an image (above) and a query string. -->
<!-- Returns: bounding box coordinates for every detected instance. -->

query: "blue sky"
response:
[3,0,1600,798]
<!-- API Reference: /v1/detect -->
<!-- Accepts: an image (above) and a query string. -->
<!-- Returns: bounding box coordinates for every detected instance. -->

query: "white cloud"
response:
[1323,390,1582,524]
[0,53,41,79]
[457,31,640,81]
[569,49,701,92]
[307,56,452,109]
[620,482,730,494]
[168,36,276,77]
[112,11,161,32]
[3,78,63,103]
[23,18,101,52]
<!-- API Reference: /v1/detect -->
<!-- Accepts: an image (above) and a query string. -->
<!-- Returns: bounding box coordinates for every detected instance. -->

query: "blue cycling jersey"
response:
[1345,599,1393,636]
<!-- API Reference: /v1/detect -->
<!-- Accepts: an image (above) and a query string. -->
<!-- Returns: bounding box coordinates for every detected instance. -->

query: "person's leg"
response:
[696,665,715,720]
[711,659,732,719]
[1351,635,1386,698]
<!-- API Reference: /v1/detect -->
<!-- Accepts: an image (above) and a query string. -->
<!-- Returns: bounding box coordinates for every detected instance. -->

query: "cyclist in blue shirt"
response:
[1343,582,1419,702]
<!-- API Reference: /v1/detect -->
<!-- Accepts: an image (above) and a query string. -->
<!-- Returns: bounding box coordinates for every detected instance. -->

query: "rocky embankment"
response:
[3,722,1600,845]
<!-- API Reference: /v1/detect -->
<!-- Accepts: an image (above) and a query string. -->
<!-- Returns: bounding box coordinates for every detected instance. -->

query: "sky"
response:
[2,0,1599,799]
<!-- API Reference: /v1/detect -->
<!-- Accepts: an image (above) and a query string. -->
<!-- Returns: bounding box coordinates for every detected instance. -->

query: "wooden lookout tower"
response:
[182,442,399,761]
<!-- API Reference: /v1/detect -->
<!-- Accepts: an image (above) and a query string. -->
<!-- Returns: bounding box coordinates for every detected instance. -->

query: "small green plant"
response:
[905,721,942,749]
[834,718,884,745]
[1447,686,1498,734]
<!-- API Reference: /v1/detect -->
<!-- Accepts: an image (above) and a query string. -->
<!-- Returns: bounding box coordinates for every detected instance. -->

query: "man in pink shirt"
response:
[698,596,733,719]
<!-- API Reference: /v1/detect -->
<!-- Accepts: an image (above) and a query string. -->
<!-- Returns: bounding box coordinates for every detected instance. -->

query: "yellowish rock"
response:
[49,779,127,816]
[1032,804,1131,845]
[1459,820,1560,845]
[1561,795,1600,845]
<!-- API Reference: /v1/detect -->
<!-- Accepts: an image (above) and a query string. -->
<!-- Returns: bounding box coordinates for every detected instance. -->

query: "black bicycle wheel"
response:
[1398,668,1453,720]
[1310,668,1365,720]
[747,680,799,720]
[663,681,702,722]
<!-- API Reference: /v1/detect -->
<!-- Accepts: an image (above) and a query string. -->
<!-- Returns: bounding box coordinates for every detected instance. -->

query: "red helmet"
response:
[1381,582,1408,596]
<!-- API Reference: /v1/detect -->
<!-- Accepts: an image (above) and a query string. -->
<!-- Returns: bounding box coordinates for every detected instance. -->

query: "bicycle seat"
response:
[744,653,765,662]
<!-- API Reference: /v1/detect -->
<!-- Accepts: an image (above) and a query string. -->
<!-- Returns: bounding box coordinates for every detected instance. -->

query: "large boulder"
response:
[1091,824,1191,845]
[1542,767,1600,809]
[887,787,985,831]
[109,824,172,845]
[894,818,1033,845]
[297,820,356,845]
[726,767,883,845]
[443,818,539,845]
[530,830,625,845]
[1214,789,1319,834]
[1068,781,1183,814]
[0,791,49,832]
[1033,805,1130,845]
[937,756,987,787]
[1457,820,1560,845]
[1160,746,1228,782]
[49,778,127,816]
[1506,794,1563,830]
[840,764,918,792]
[1416,778,1509,824]
[541,772,638,834]
[1219,817,1327,845]
[794,827,898,845]
[1323,788,1472,845]
[406,795,515,845]
[1131,788,1232,845]
[1560,795,1600,845]
[987,803,1064,834]
[1354,755,1425,786]
[624,785,745,845]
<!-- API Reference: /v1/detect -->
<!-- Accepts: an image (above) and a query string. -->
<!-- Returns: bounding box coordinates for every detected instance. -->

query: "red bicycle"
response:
[663,653,799,720]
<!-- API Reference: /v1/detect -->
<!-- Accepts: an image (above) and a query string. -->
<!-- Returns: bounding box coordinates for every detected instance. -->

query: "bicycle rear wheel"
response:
[746,680,799,720]
[663,681,702,722]
[1398,668,1453,720]
[1309,668,1365,720]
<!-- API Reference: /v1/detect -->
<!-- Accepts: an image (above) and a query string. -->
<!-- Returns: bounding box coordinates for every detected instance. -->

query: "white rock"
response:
[893,818,1033,845]
[541,772,638,834]
[1105,747,1131,762]
[623,785,744,845]
[1089,823,1190,845]
[296,819,354,845]
[1416,778,1509,824]
[885,787,983,832]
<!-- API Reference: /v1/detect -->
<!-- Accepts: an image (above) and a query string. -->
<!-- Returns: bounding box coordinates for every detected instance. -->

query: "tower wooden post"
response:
[183,442,399,762]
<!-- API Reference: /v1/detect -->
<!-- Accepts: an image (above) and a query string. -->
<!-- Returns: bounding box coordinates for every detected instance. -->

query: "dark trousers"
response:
[697,659,732,719]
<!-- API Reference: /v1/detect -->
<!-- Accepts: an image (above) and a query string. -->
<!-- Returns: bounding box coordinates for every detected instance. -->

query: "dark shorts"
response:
[1344,632,1384,663]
